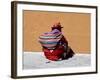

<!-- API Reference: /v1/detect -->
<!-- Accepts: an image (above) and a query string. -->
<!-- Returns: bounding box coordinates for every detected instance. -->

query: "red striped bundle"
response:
[39,29,62,49]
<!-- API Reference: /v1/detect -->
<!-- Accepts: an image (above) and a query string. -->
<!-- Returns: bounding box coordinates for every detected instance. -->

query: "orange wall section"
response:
[23,10,91,53]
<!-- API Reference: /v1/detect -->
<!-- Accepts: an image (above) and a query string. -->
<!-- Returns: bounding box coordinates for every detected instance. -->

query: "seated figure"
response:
[39,22,75,61]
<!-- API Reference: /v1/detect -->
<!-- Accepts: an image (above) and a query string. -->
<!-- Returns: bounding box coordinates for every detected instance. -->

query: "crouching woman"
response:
[39,22,74,61]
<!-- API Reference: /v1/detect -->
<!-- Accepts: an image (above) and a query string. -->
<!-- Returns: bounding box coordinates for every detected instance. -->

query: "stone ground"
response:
[23,52,91,69]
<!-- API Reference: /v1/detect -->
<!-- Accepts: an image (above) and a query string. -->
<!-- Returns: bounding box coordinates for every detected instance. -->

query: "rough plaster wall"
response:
[23,11,90,53]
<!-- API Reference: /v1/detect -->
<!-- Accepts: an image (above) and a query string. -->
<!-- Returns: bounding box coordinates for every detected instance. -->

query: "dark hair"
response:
[52,25,62,32]
[52,28,62,32]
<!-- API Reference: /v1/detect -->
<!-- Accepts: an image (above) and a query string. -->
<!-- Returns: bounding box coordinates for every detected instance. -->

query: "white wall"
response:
[0,0,100,80]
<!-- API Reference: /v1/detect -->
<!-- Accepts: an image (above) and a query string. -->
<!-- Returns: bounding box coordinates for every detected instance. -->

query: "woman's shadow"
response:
[61,46,75,60]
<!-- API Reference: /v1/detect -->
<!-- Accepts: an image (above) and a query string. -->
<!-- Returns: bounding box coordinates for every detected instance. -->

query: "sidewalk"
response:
[23,52,91,69]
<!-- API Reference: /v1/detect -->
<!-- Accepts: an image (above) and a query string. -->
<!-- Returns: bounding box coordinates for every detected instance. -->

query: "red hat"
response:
[52,22,63,29]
